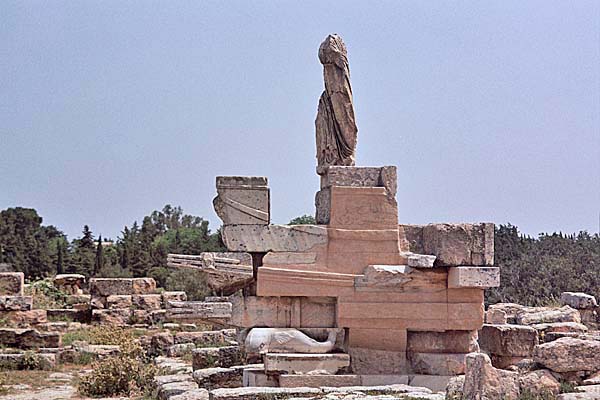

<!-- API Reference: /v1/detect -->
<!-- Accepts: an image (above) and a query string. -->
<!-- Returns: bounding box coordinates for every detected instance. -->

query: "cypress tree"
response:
[94,235,104,276]
[56,241,64,275]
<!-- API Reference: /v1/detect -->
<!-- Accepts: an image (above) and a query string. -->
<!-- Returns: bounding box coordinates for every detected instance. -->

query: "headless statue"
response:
[315,34,358,175]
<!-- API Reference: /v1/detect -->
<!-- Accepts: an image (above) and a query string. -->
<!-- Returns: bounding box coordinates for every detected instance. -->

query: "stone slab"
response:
[214,176,269,225]
[279,374,361,388]
[166,301,232,320]
[329,186,398,230]
[348,347,408,374]
[210,387,321,400]
[479,324,539,357]
[448,267,500,288]
[256,267,356,297]
[222,224,328,252]
[348,328,407,351]
[359,375,410,386]
[263,353,350,374]
[89,277,156,296]
[407,330,479,354]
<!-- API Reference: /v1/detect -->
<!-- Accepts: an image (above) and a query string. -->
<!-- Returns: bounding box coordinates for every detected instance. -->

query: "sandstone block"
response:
[0,309,47,326]
[407,352,467,375]
[163,291,187,303]
[175,329,235,346]
[348,348,408,374]
[355,264,447,289]
[407,330,479,354]
[534,337,600,373]
[213,176,269,225]
[561,292,598,309]
[222,224,327,252]
[463,352,520,400]
[0,352,56,370]
[329,186,398,230]
[0,296,32,311]
[279,374,361,388]
[157,380,199,400]
[256,267,356,298]
[132,294,162,310]
[479,324,539,357]
[106,295,132,309]
[448,266,500,288]
[263,353,350,374]
[0,272,24,295]
[531,322,588,337]
[91,308,131,326]
[192,346,243,370]
[487,303,528,324]
[89,277,156,296]
[400,223,494,266]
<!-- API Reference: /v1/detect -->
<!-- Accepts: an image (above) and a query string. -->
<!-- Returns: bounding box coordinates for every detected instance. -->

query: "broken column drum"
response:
[168,33,499,387]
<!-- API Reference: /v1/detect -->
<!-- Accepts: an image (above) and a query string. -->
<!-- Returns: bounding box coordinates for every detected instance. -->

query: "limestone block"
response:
[408,352,467,375]
[463,352,520,400]
[407,330,479,354]
[242,367,278,387]
[213,176,269,225]
[65,294,91,306]
[0,352,56,370]
[157,380,199,400]
[209,387,321,400]
[106,295,132,309]
[222,224,328,253]
[169,389,209,400]
[531,322,588,337]
[479,324,538,357]
[516,305,581,325]
[53,274,85,294]
[229,295,336,328]
[91,308,131,326]
[167,252,253,295]
[151,332,175,355]
[133,294,162,310]
[0,272,24,295]
[0,296,32,311]
[485,308,508,324]
[406,253,437,268]
[166,301,232,320]
[175,330,234,346]
[348,347,408,374]
[163,291,187,303]
[349,328,407,352]
[256,267,356,298]
[245,328,339,356]
[264,353,350,374]
[359,375,409,386]
[315,187,332,224]
[561,292,598,309]
[519,369,561,397]
[533,337,600,373]
[448,266,500,288]
[193,366,245,390]
[356,265,447,289]
[279,374,361,388]
[262,251,318,265]
[0,328,60,349]
[132,277,157,294]
[410,375,453,393]
[400,223,494,266]
[329,186,398,230]
[192,346,243,370]
[0,309,47,326]
[47,308,90,323]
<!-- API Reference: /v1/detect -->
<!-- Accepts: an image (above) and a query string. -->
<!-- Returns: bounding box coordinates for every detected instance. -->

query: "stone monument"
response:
[167,34,500,390]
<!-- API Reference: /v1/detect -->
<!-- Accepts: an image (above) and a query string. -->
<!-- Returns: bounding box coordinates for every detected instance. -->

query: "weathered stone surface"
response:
[210,386,321,400]
[163,291,187,303]
[487,303,528,324]
[463,352,520,400]
[157,380,198,400]
[166,301,232,320]
[89,278,156,296]
[315,34,357,175]
[446,375,465,400]
[222,224,328,253]
[46,308,90,323]
[356,264,446,289]
[532,322,588,337]
[0,328,60,349]
[479,324,539,357]
[400,223,494,266]
[262,251,318,265]
[264,353,350,374]
[315,187,331,225]
[175,330,235,346]
[410,375,453,392]
[584,371,600,386]
[320,166,397,194]
[448,267,500,288]
[53,274,85,294]
[169,389,209,400]
[0,296,32,311]
[519,369,561,397]
[192,346,243,370]
[167,253,253,295]
[0,272,24,295]
[359,375,410,386]
[329,186,398,230]
[193,366,245,390]
[407,352,467,375]
[348,348,408,374]
[347,328,406,352]
[245,328,338,356]
[279,374,361,388]
[534,337,600,372]
[213,176,269,225]
[516,305,581,325]
[106,295,132,309]
[485,308,508,324]
[91,308,131,326]
[151,332,175,355]
[407,330,479,354]
[561,292,598,310]
[0,309,47,326]
[0,352,56,370]
[65,294,91,306]
[406,253,437,268]
[167,343,195,357]
[132,294,162,310]
[242,367,278,387]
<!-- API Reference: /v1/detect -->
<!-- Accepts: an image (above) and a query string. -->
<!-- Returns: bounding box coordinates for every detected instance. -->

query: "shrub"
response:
[62,326,137,347]
[25,279,68,309]
[165,269,210,300]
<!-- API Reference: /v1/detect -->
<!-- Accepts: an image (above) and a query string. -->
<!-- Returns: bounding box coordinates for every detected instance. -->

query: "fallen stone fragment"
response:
[193,366,245,390]
[170,389,209,400]
[516,305,581,325]
[479,324,538,357]
[534,337,600,373]
[561,292,598,310]
[519,369,561,397]
[463,352,520,400]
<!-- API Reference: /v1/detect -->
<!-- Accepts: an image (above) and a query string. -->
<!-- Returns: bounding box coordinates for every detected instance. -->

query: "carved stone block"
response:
[222,224,327,253]
[448,267,500,288]
[213,176,269,225]
[329,186,398,230]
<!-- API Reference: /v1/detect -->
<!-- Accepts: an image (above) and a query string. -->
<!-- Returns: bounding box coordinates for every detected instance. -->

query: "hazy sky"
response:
[1,1,599,240]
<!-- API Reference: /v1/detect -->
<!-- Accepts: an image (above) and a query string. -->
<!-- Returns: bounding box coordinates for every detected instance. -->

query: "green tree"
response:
[56,241,64,275]
[288,214,317,225]
[94,235,104,276]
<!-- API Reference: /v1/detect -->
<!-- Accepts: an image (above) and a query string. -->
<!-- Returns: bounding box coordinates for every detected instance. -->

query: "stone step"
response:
[263,353,350,374]
[0,295,32,311]
[279,374,360,388]
[166,301,232,320]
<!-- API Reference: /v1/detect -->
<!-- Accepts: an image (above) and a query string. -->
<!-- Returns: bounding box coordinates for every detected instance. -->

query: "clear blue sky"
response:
[1,1,599,240]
